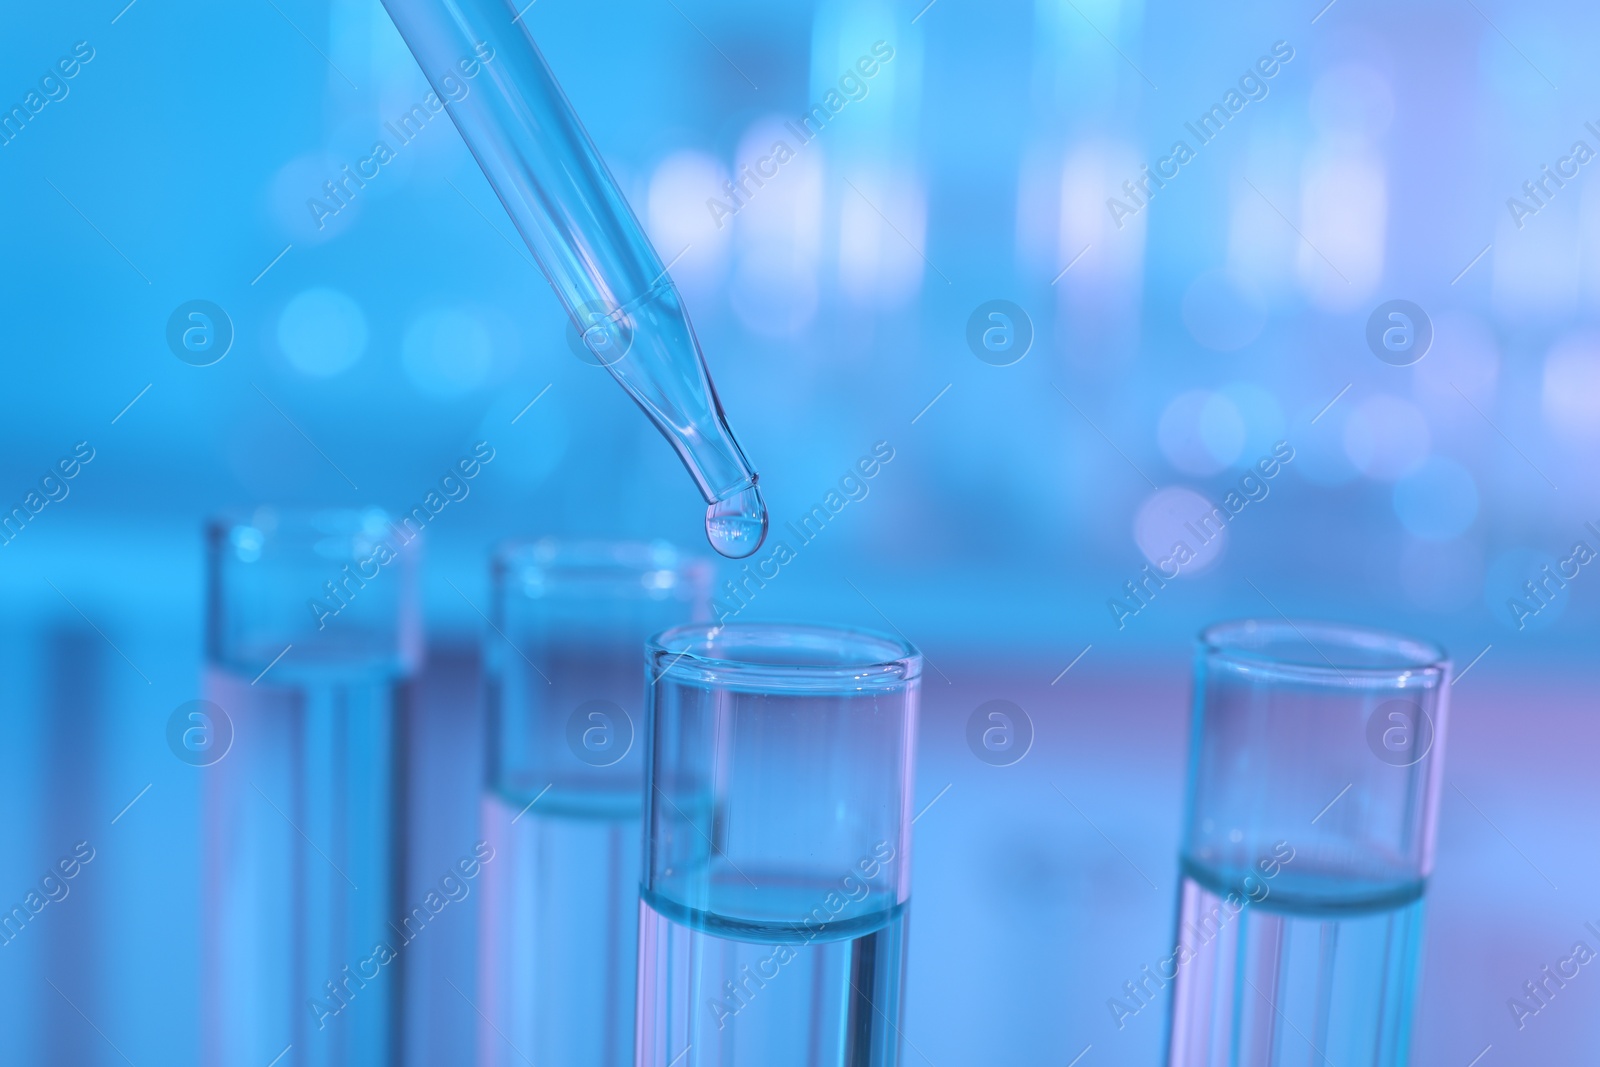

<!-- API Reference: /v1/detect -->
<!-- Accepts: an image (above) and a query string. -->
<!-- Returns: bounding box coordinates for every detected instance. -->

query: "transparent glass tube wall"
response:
[1166,620,1450,1067]
[478,540,708,1067]
[637,623,921,1067]
[201,508,420,1067]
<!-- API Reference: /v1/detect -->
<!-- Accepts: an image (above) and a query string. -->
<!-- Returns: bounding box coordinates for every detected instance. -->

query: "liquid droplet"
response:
[705,483,768,559]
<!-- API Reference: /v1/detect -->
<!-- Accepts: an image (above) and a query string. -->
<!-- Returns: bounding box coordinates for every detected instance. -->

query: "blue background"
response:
[1,0,1598,1062]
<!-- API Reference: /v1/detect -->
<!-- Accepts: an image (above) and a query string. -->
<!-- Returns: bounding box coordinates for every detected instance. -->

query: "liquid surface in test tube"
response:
[637,885,906,1064]
[704,483,768,559]
[1166,858,1425,1066]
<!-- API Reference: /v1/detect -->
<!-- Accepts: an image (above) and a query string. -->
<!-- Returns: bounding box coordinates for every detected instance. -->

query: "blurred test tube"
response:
[477,540,708,1067]
[201,508,421,1067]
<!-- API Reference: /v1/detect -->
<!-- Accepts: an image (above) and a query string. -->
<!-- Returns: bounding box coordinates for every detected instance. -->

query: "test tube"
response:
[377,0,766,557]
[637,623,921,1067]
[201,508,421,1067]
[1165,620,1450,1067]
[478,540,709,1067]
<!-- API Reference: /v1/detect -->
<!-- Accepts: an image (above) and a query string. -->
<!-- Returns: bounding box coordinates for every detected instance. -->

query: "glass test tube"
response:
[637,623,921,1067]
[201,508,421,1067]
[478,540,709,1067]
[1165,620,1450,1067]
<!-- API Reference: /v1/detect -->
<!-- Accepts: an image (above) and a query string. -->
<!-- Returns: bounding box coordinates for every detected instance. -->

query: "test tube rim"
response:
[1199,617,1450,684]
[206,505,400,547]
[204,504,422,675]
[647,621,922,692]
[492,536,713,602]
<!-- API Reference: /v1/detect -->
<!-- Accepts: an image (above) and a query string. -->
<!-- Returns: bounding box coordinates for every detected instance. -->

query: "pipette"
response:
[378,0,767,559]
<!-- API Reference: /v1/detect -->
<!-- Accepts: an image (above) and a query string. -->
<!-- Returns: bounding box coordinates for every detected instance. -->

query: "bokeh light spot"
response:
[1343,394,1430,481]
[402,308,494,398]
[1159,391,1245,476]
[278,288,368,378]
[1133,486,1227,577]
[1542,334,1600,441]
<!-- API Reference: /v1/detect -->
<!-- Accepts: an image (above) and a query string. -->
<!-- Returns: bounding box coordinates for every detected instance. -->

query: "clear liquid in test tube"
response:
[478,540,709,1067]
[201,508,421,1067]
[377,0,767,559]
[638,623,921,1066]
[1166,620,1450,1067]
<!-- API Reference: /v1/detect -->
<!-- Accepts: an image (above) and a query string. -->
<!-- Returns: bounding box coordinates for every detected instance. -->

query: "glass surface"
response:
[478,540,708,1067]
[376,0,764,554]
[1165,619,1450,1067]
[637,623,920,1066]
[200,508,419,1067]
